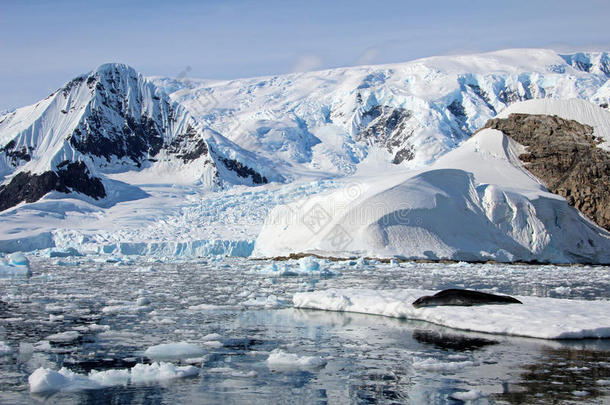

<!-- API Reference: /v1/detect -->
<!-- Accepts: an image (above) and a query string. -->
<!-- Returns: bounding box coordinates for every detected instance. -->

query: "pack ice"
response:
[253,99,610,264]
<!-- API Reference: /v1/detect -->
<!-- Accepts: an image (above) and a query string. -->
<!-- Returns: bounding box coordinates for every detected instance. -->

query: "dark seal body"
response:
[412,288,522,308]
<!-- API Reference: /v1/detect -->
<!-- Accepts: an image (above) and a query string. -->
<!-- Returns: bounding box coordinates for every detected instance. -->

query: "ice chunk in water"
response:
[266,349,327,368]
[0,252,32,277]
[9,252,29,266]
[0,341,12,356]
[144,342,206,360]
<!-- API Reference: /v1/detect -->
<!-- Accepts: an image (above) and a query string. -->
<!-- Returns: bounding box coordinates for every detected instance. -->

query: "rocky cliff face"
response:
[483,114,610,231]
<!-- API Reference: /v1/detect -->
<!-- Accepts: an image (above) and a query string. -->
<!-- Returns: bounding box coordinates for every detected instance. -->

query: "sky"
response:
[1,0,609,111]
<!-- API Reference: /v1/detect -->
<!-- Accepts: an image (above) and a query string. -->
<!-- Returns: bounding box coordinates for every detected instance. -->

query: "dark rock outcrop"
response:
[483,114,610,231]
[0,140,32,166]
[356,104,414,163]
[217,156,268,184]
[0,162,105,211]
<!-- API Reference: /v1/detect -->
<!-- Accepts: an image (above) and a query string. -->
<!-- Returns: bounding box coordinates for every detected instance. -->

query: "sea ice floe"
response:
[241,294,287,308]
[29,362,199,393]
[266,349,327,368]
[144,342,206,360]
[49,247,83,258]
[0,341,12,356]
[45,331,80,342]
[293,288,610,339]
[411,357,476,372]
[0,252,31,277]
[450,390,488,401]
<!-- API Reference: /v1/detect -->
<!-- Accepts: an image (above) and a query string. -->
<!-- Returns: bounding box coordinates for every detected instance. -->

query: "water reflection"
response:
[496,346,610,404]
[412,329,498,352]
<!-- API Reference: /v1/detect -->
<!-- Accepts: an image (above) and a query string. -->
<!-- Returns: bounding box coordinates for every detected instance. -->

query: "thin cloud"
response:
[292,54,323,73]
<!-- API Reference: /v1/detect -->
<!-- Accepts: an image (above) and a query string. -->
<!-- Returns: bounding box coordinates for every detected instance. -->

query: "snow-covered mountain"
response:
[154,49,610,179]
[0,63,275,211]
[253,99,610,263]
[1,49,609,262]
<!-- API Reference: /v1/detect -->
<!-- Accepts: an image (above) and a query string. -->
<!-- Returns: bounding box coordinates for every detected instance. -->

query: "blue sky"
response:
[2,0,609,110]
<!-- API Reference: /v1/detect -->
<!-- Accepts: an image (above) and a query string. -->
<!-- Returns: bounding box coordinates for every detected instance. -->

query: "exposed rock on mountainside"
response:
[0,162,105,211]
[483,114,610,231]
[355,105,415,163]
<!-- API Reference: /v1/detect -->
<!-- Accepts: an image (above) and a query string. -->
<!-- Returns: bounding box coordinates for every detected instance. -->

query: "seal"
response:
[412,288,522,308]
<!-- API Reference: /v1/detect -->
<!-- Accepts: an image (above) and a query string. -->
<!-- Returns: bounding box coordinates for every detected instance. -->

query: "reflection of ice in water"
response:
[0,257,608,403]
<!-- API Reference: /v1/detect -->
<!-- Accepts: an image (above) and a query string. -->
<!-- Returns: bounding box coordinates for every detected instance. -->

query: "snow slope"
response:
[253,99,610,263]
[293,288,610,339]
[156,49,609,178]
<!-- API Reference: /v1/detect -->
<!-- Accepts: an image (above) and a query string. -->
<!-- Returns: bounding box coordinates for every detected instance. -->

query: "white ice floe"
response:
[293,288,610,339]
[144,342,206,360]
[450,390,488,401]
[130,362,199,383]
[45,331,80,342]
[29,362,199,393]
[0,252,31,277]
[202,333,222,341]
[412,357,475,372]
[266,349,327,368]
[0,341,12,355]
[241,295,287,308]
[203,341,223,349]
[253,256,340,277]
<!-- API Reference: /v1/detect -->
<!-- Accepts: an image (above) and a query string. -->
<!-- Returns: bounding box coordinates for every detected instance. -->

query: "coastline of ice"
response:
[293,288,610,339]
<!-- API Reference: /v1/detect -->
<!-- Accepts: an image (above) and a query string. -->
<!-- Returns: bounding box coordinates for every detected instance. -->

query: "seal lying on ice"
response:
[412,289,522,308]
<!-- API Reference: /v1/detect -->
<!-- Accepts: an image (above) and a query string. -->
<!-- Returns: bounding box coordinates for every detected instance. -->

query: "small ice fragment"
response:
[28,368,71,393]
[202,333,222,341]
[9,252,29,266]
[49,248,82,258]
[554,286,571,295]
[88,369,130,386]
[130,362,199,383]
[0,341,12,356]
[450,390,487,401]
[298,256,320,272]
[266,349,327,368]
[46,331,80,342]
[203,341,223,348]
[412,357,475,372]
[144,342,205,360]
[49,314,64,322]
